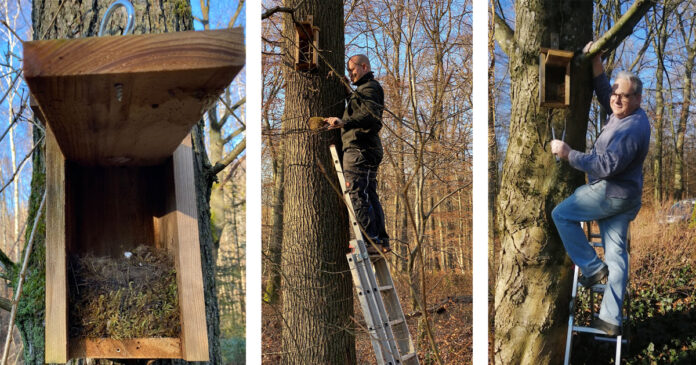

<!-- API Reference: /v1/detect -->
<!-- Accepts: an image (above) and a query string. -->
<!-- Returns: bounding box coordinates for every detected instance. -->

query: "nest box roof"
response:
[24,28,245,166]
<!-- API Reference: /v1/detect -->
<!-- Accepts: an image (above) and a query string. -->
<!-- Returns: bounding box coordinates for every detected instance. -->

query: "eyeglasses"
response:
[610,92,635,102]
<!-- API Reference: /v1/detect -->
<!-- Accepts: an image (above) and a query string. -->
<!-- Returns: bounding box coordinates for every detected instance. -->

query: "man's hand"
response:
[583,41,604,77]
[325,117,345,130]
[551,139,571,160]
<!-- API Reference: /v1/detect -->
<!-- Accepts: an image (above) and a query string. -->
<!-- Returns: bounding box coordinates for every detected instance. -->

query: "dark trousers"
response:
[343,148,389,246]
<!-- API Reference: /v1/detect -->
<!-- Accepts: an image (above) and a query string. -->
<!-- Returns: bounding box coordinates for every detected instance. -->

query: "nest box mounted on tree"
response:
[295,15,320,71]
[539,48,574,108]
[23,27,244,363]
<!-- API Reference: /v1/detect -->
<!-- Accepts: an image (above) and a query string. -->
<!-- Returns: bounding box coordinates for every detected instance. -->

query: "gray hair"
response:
[615,71,643,96]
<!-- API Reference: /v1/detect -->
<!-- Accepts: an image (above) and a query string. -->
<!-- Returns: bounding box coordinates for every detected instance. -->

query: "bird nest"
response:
[68,245,180,339]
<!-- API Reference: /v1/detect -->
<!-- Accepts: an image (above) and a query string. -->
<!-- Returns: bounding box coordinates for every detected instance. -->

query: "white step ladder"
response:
[330,144,419,365]
[563,221,631,365]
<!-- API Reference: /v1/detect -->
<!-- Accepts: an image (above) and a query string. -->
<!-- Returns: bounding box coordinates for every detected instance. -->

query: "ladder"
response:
[563,221,631,365]
[330,145,419,365]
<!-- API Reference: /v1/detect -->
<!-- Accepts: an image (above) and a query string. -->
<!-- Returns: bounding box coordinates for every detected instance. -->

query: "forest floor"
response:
[262,269,472,364]
[564,203,696,364]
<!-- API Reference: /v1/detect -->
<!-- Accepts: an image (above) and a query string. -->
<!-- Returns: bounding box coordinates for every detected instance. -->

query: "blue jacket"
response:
[568,73,651,199]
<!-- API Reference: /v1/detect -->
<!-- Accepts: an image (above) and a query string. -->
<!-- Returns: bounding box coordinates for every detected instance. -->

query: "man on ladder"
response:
[550,41,651,336]
[325,54,390,253]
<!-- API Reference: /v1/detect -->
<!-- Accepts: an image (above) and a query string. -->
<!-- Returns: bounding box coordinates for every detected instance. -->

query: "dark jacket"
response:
[341,72,384,161]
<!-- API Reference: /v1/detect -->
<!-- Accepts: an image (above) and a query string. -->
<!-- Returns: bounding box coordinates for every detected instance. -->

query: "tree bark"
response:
[27,1,221,363]
[278,0,355,363]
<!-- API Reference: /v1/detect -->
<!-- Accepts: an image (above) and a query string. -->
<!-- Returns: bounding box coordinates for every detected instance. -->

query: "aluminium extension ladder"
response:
[330,144,419,365]
[564,221,631,365]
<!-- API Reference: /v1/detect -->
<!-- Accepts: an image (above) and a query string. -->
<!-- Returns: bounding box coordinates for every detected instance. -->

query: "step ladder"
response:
[563,221,631,365]
[330,144,419,365]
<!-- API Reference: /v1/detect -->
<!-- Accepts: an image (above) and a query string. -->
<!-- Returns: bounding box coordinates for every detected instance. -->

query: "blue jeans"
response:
[552,180,641,326]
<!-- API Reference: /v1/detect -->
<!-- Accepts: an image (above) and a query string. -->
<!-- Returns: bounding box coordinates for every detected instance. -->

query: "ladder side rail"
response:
[330,145,363,241]
[615,335,622,363]
[348,251,391,364]
[563,264,580,365]
[349,249,398,364]
[372,258,418,358]
[362,257,405,361]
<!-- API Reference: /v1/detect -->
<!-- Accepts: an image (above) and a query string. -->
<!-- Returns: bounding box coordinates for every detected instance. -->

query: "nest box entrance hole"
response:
[295,15,319,71]
[539,48,573,108]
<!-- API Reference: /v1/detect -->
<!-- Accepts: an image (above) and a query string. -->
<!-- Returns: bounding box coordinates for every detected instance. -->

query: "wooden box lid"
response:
[24,28,244,166]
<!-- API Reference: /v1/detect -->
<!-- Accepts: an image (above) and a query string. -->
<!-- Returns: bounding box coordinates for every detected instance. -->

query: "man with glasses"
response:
[550,42,651,336]
[325,54,390,254]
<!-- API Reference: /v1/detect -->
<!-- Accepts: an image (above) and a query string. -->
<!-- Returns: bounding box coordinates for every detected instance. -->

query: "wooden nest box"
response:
[539,48,573,108]
[23,28,244,363]
[295,16,320,71]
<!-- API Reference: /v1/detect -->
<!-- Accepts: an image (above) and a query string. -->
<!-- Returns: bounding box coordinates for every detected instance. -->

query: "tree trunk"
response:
[26,1,221,363]
[651,6,668,203]
[278,0,355,363]
[673,10,695,200]
[263,150,284,304]
[494,1,595,363]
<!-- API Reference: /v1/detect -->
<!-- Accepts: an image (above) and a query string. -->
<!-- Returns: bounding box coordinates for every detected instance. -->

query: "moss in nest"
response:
[68,245,180,339]
[308,116,327,130]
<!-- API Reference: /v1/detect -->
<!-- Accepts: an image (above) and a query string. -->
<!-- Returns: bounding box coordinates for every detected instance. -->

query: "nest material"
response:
[308,116,327,130]
[68,245,180,339]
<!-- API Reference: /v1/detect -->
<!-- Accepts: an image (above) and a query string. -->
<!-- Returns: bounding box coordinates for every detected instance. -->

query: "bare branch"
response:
[0,71,23,113]
[219,96,245,129]
[0,249,15,277]
[0,298,10,312]
[1,191,46,364]
[494,12,515,56]
[223,127,244,145]
[262,6,296,20]
[229,0,245,28]
[218,96,246,129]
[0,19,24,43]
[587,0,657,58]
[210,136,246,176]
[0,136,44,196]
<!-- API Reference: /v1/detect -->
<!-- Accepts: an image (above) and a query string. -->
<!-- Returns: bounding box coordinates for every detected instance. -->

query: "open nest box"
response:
[539,48,573,108]
[294,15,320,71]
[23,28,244,363]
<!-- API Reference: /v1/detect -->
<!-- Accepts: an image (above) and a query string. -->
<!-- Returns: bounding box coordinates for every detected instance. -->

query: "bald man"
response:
[551,42,651,336]
[325,54,389,253]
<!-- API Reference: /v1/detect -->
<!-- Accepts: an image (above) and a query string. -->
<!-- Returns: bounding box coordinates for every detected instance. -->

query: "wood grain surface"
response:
[24,28,244,166]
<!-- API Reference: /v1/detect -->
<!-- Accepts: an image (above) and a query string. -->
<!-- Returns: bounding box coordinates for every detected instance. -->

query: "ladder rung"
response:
[379,285,394,292]
[389,318,405,326]
[594,335,628,344]
[572,325,613,336]
[578,282,606,291]
[401,352,417,360]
